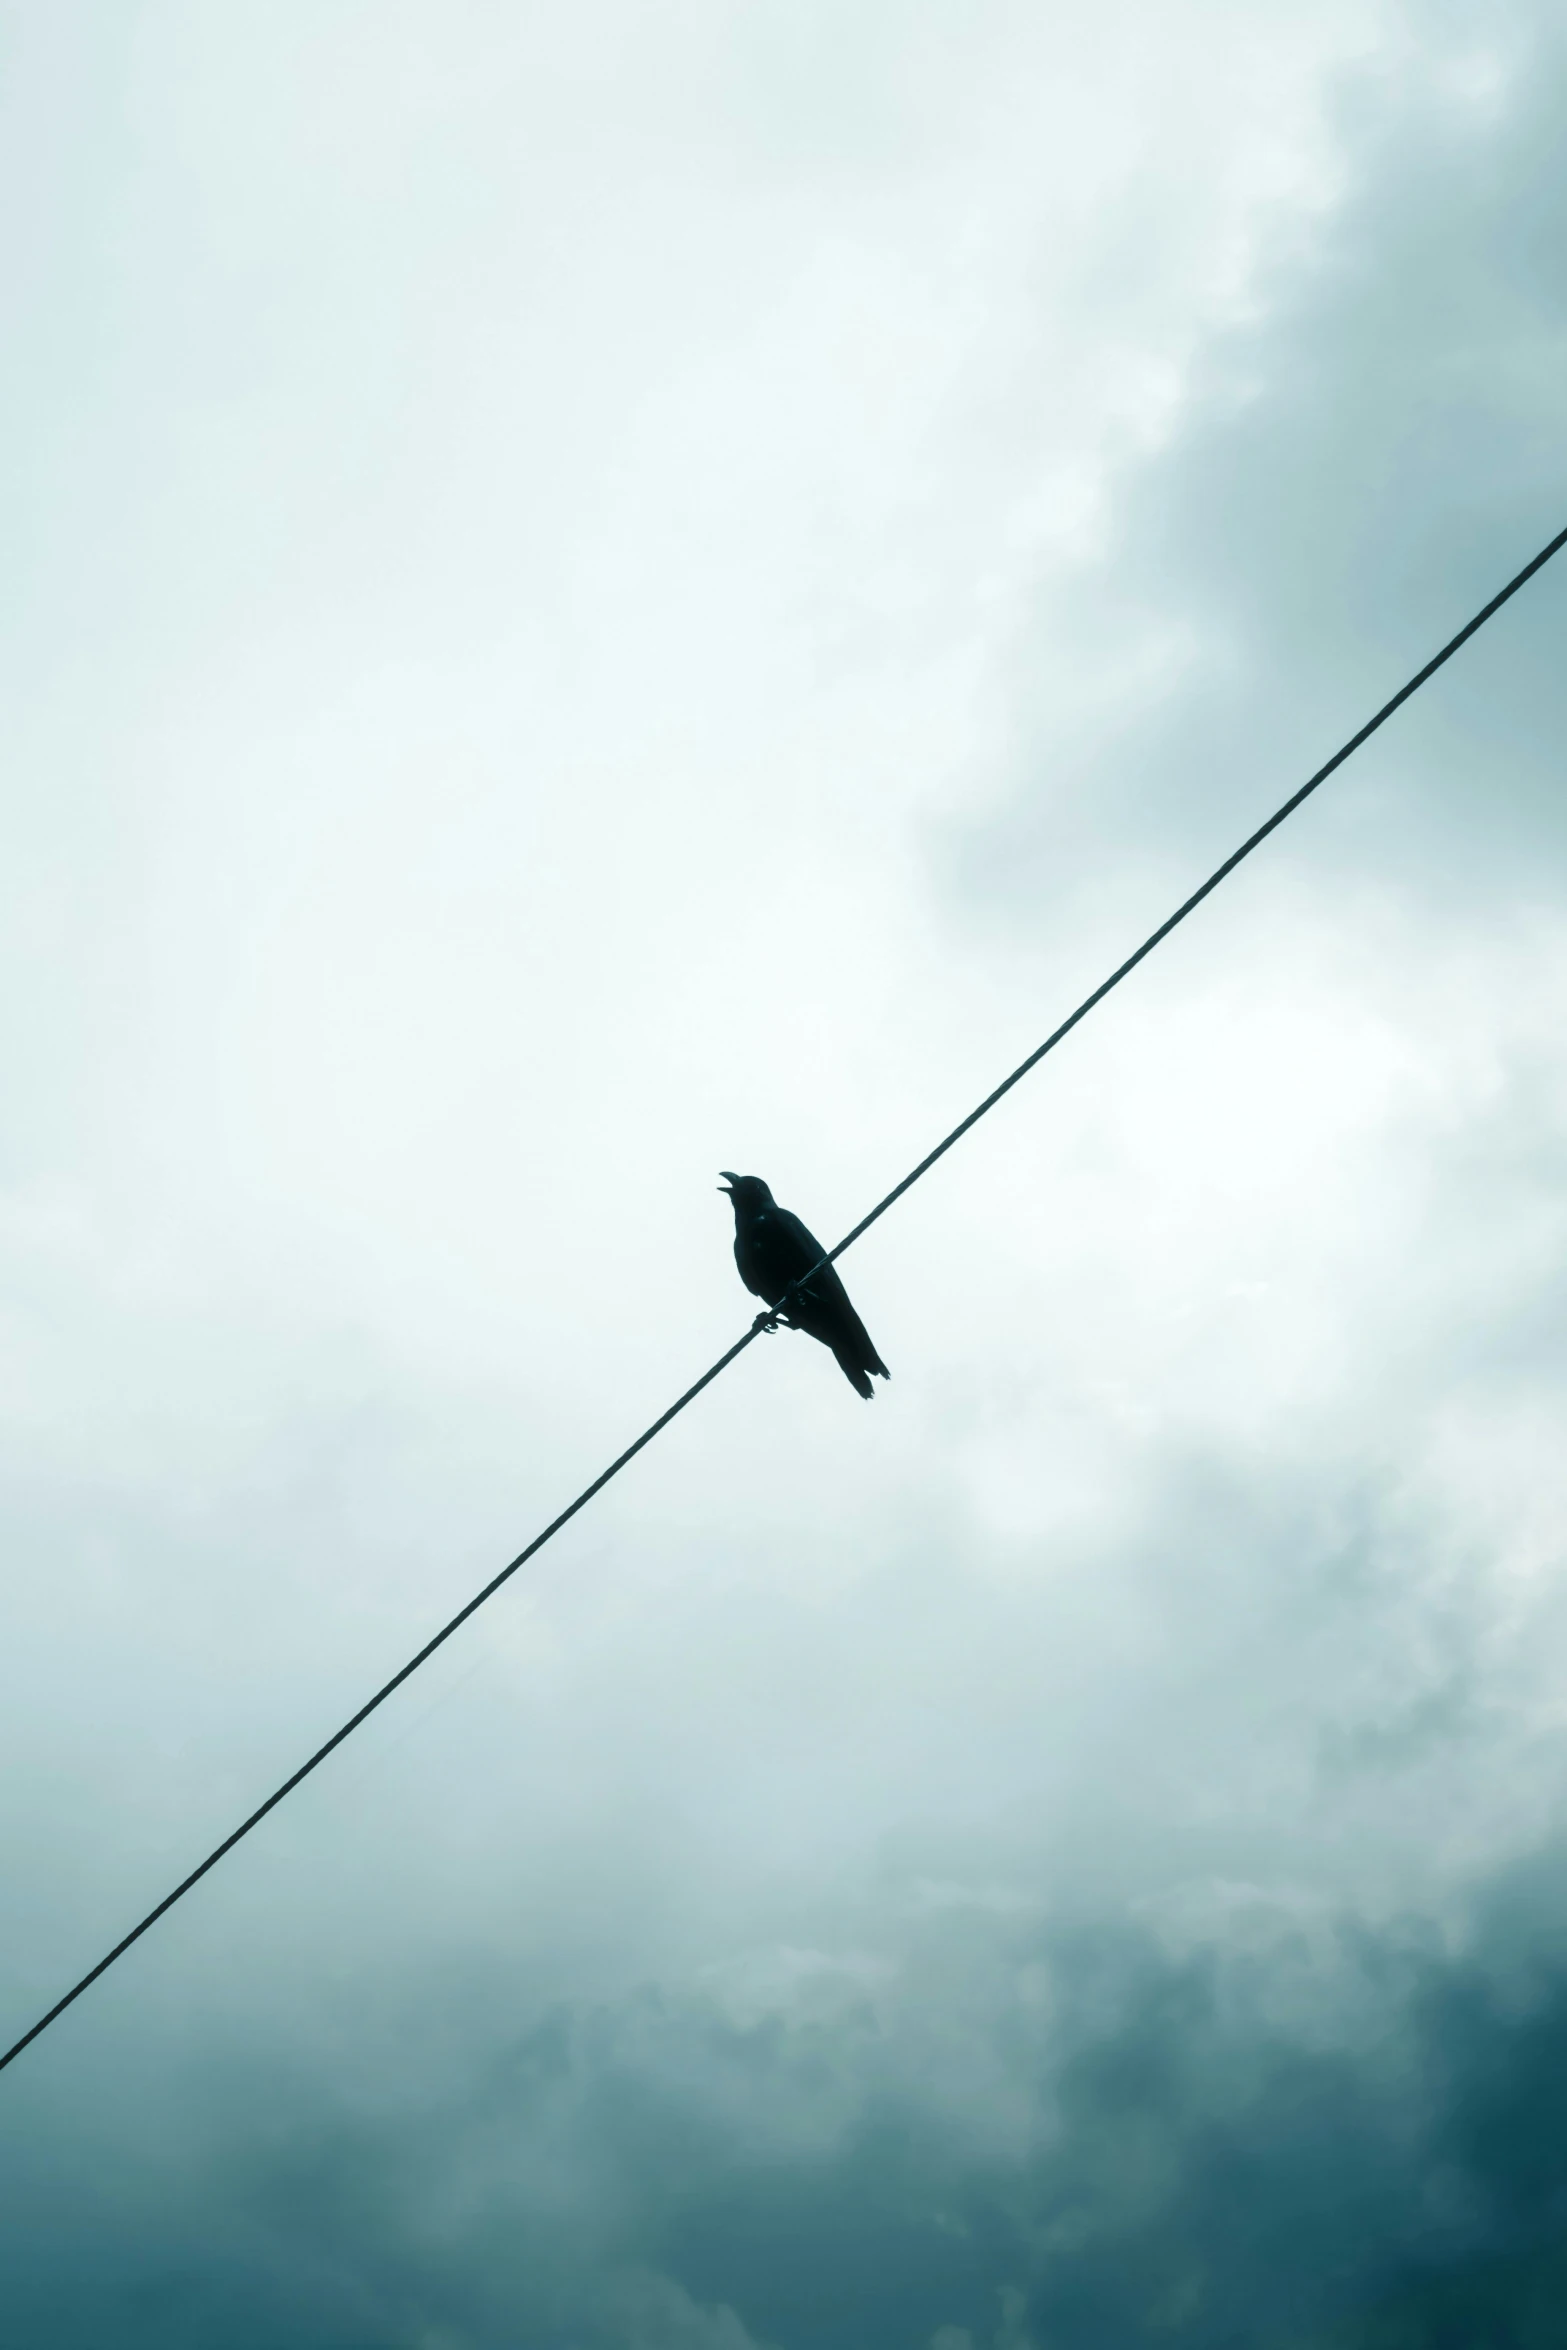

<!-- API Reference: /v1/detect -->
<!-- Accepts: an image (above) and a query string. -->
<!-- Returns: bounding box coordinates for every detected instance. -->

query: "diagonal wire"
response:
[3,519,1564,2079]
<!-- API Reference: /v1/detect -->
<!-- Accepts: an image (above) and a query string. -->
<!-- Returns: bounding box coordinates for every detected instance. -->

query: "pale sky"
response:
[3,3,1567,2344]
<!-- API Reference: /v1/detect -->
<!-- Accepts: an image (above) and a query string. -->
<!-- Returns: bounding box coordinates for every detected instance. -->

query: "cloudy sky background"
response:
[3,1,1567,2341]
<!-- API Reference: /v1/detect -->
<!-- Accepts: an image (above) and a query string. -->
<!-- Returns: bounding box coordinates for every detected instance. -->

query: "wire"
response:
[3,519,1564,2078]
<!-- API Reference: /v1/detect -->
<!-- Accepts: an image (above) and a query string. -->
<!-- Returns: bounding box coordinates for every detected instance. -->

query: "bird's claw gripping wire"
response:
[752,1283,806,1337]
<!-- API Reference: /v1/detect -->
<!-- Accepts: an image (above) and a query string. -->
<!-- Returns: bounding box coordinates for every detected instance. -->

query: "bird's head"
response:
[718,1172,774,1214]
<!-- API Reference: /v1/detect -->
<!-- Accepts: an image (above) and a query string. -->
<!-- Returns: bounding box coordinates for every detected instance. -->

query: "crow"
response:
[719,1173,890,1400]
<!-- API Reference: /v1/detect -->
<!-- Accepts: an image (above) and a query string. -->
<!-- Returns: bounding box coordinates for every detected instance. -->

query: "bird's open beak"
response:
[717,1171,738,1194]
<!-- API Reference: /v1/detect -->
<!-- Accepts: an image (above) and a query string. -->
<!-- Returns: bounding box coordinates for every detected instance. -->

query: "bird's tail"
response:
[832,1343,877,1400]
[841,1307,889,1391]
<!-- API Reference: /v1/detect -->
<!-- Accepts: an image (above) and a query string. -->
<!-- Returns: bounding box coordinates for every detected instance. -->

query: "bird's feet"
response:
[752,1310,781,1337]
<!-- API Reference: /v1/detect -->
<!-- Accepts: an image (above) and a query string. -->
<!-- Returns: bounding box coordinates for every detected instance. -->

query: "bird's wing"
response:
[774,1209,848,1299]
[776,1208,887,1378]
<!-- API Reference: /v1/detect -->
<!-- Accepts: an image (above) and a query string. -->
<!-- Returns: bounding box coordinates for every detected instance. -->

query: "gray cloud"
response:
[7,1848,1567,2346]
[5,3,1567,2346]
[956,6,1567,922]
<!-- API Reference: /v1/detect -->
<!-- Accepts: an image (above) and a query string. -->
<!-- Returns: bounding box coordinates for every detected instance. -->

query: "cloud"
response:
[7,1847,1567,2346]
[4,2,1567,2346]
[955,2,1567,924]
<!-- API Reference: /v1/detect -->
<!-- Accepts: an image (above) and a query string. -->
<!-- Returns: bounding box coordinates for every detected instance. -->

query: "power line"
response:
[3,519,1564,2079]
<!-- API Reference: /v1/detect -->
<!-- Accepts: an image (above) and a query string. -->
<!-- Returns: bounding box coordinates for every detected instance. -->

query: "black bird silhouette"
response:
[719,1174,890,1400]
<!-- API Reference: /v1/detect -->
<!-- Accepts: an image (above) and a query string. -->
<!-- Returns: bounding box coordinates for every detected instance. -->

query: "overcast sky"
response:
[3,2,1567,2343]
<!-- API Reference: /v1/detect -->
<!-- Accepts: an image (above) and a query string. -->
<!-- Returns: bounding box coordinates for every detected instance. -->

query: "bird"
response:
[719,1173,890,1400]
